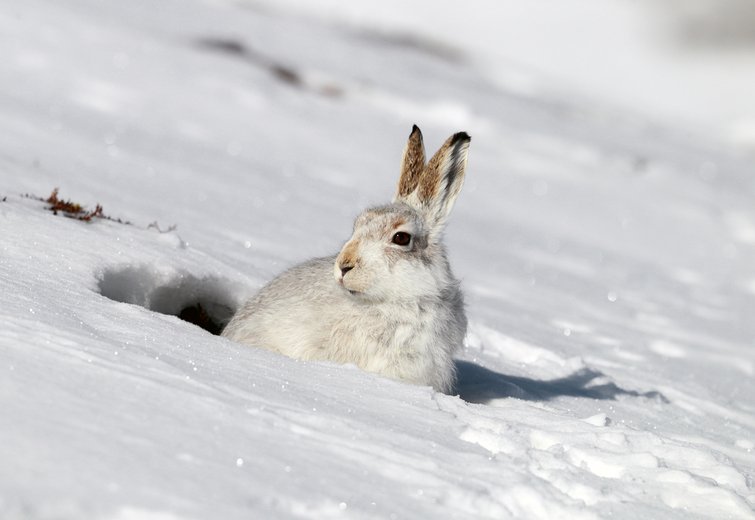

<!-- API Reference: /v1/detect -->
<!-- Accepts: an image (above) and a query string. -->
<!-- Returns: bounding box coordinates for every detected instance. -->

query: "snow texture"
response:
[1,1,754,519]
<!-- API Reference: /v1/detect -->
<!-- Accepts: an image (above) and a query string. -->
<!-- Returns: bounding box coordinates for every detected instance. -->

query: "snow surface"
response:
[1,0,754,519]
[260,0,755,151]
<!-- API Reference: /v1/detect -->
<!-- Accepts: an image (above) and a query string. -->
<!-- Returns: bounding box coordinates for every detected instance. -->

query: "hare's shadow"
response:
[454,360,668,404]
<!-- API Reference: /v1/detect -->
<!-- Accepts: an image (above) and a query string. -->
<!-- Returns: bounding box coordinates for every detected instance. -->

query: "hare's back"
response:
[222,256,343,356]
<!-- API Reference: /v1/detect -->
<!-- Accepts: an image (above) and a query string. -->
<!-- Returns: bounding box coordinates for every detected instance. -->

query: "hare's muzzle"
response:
[335,241,359,278]
[335,259,355,284]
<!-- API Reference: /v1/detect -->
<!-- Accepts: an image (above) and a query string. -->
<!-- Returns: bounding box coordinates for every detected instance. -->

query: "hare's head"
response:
[334,125,470,301]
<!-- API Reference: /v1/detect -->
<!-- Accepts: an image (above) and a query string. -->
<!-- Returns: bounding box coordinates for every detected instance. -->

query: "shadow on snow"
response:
[454,360,668,404]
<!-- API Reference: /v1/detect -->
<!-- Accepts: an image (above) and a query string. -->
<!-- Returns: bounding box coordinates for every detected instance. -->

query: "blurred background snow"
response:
[256,0,755,151]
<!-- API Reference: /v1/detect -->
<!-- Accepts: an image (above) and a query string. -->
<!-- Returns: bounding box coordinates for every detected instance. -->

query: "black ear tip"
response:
[410,124,422,136]
[452,131,471,143]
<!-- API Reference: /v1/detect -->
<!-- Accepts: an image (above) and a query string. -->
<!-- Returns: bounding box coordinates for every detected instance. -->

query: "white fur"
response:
[222,126,471,393]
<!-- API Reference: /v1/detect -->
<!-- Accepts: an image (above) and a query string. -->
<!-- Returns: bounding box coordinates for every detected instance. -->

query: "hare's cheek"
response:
[386,260,427,295]
[383,246,408,268]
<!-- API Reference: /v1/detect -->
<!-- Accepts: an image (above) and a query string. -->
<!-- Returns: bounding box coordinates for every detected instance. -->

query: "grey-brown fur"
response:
[397,125,426,198]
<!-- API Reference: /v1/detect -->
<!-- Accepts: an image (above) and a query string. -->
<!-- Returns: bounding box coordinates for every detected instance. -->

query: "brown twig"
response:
[24,188,131,224]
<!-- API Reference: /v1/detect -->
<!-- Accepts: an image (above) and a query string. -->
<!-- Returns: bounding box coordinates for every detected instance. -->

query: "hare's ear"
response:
[416,131,471,233]
[393,125,426,203]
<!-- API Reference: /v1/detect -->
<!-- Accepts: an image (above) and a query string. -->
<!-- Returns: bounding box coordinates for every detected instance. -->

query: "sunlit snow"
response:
[1,1,754,519]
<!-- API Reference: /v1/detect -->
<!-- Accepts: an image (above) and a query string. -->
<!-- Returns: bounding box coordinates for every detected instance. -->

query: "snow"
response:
[1,0,754,519]
[262,0,755,151]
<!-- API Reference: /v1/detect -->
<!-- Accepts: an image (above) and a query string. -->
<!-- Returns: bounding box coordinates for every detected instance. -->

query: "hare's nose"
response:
[340,265,354,277]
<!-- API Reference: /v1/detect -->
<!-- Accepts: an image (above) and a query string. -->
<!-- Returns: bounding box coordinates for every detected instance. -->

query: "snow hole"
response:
[98,265,238,335]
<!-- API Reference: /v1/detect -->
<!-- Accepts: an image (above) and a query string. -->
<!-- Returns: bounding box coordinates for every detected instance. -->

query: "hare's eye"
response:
[392,232,412,246]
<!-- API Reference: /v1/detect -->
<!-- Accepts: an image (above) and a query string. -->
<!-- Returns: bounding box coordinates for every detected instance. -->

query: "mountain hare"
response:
[222,126,470,393]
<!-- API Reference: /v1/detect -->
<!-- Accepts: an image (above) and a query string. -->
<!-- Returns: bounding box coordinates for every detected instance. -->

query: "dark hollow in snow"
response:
[97,265,237,335]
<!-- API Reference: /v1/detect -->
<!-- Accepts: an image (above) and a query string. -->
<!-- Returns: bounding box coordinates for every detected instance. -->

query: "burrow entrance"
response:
[97,265,239,335]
